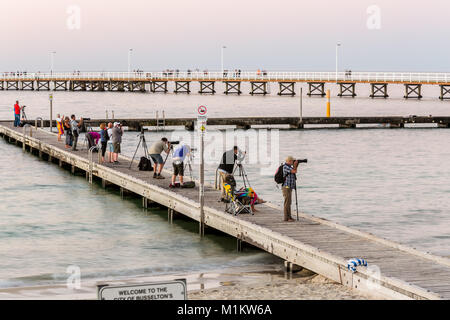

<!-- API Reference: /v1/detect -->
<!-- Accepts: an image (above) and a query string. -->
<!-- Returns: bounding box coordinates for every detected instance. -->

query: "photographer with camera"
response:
[218,146,246,202]
[13,101,22,127]
[169,143,191,188]
[149,137,171,179]
[276,156,307,222]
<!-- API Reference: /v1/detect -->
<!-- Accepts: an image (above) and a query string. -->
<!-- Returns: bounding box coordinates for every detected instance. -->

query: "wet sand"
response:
[0,265,375,300]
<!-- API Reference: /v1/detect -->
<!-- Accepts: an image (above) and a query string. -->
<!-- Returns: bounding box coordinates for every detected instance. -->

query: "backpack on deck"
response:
[274,164,286,184]
[182,181,196,188]
[138,157,154,171]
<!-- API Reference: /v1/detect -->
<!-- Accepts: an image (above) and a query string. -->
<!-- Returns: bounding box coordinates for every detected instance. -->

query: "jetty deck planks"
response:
[1,121,450,300]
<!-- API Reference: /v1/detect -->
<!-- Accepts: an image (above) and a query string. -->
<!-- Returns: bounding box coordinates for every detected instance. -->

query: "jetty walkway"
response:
[3,71,450,99]
[1,121,450,300]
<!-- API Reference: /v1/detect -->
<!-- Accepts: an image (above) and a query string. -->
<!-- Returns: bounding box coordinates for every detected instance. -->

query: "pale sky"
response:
[1,0,450,72]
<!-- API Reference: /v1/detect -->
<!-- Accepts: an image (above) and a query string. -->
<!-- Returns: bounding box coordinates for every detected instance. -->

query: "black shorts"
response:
[173,162,184,176]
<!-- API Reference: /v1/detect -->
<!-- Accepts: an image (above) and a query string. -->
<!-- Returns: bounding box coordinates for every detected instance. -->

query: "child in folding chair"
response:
[222,182,253,216]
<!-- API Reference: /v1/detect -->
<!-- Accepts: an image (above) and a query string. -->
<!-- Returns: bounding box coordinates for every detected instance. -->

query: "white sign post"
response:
[197,106,207,237]
[49,94,53,133]
[98,280,187,300]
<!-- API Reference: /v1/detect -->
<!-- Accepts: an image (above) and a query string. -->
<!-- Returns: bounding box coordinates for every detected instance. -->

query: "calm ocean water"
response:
[1,83,449,288]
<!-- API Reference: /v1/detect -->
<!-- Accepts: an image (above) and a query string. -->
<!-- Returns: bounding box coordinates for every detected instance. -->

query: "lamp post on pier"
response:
[221,46,226,78]
[50,51,56,75]
[128,48,133,76]
[335,43,341,83]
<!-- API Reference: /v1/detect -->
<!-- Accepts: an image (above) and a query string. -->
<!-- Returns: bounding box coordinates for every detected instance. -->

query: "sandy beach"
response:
[0,265,375,300]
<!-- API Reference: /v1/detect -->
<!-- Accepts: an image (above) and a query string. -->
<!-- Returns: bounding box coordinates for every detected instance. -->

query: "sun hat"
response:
[285,156,295,162]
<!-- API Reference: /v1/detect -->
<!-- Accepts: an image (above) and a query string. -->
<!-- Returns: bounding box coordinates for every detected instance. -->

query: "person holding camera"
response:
[13,101,22,127]
[218,146,246,202]
[70,114,84,151]
[282,156,299,222]
[149,138,171,179]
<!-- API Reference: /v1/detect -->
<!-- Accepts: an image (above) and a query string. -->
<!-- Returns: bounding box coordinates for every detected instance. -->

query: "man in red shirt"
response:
[14,101,21,127]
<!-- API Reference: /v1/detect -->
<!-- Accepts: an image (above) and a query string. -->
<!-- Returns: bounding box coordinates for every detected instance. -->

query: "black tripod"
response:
[21,107,28,121]
[129,130,149,169]
[233,163,252,189]
[293,175,299,221]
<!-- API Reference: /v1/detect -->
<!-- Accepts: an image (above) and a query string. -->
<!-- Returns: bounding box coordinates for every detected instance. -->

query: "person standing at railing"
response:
[70,114,84,151]
[13,101,22,127]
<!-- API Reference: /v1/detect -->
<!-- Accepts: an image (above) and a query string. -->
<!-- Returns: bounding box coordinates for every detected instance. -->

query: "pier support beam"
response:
[223,81,242,95]
[237,238,243,252]
[439,85,450,100]
[338,83,357,97]
[404,84,423,99]
[174,81,191,94]
[168,208,174,224]
[370,83,389,98]
[278,82,296,96]
[307,82,326,97]
[0,81,4,90]
[250,82,268,95]
[37,81,50,91]
[142,197,148,209]
[54,81,68,91]
[6,81,19,90]
[70,81,87,91]
[130,81,146,92]
[21,81,35,91]
[198,81,216,94]
[151,81,168,93]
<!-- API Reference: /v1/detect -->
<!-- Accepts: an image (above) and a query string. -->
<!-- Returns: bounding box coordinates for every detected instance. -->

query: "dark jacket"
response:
[218,150,237,174]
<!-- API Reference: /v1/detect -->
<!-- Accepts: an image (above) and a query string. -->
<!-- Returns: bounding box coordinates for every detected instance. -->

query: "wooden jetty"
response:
[3,71,450,99]
[16,116,450,132]
[1,121,450,300]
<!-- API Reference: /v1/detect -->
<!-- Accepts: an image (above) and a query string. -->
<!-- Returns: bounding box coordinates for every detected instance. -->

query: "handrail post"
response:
[88,146,99,184]
[22,124,32,151]
[35,117,43,130]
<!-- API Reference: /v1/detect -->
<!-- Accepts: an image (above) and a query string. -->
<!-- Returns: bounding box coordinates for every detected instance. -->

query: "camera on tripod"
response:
[296,159,308,164]
[140,128,149,134]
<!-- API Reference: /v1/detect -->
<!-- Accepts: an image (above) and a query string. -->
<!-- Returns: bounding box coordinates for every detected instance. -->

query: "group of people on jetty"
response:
[56,116,123,164]
[12,102,299,221]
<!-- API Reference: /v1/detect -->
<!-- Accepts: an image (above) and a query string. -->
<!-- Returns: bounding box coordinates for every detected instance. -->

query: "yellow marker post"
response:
[326,89,331,117]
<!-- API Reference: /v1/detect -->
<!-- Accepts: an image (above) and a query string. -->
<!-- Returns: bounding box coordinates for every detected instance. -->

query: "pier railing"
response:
[2,71,450,84]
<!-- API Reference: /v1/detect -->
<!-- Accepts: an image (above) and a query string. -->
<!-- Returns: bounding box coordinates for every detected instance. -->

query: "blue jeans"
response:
[14,114,20,127]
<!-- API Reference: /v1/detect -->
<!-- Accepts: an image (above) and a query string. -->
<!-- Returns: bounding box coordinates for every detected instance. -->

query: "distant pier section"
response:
[16,116,450,131]
[2,71,450,99]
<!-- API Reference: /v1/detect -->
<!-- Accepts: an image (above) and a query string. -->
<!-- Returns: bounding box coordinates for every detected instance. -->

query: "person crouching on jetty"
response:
[56,114,64,141]
[149,138,171,179]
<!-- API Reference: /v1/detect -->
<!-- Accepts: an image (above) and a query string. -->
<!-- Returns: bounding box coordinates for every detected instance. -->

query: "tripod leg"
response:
[295,187,299,221]
[129,138,142,169]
